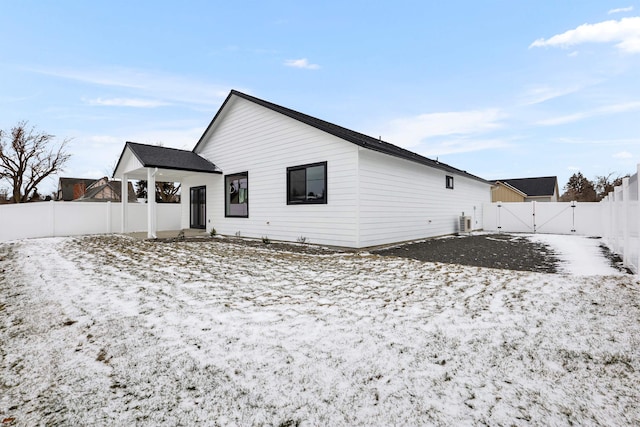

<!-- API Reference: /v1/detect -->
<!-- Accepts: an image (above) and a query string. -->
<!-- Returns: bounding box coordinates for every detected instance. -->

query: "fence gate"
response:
[483,201,603,236]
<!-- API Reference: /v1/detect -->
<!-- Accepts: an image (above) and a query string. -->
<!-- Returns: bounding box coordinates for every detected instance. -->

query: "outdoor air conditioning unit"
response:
[459,215,472,233]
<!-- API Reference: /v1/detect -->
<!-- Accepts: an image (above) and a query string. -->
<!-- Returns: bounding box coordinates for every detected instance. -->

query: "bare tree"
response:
[0,121,71,203]
[594,173,627,201]
[135,180,181,203]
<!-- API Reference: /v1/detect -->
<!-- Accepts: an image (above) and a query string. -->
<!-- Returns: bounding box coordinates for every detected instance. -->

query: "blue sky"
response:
[1,1,639,195]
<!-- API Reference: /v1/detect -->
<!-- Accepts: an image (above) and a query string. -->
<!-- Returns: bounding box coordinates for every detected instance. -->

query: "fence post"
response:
[107,201,112,234]
[610,190,616,251]
[622,177,630,268]
[604,195,609,239]
[50,200,56,237]
[637,163,640,274]
[532,201,537,233]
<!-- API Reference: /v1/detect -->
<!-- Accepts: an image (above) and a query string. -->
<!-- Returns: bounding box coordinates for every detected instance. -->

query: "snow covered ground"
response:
[0,234,638,426]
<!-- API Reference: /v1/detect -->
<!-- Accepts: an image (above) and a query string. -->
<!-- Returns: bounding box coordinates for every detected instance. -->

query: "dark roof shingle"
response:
[195,90,489,184]
[494,176,558,197]
[125,142,220,174]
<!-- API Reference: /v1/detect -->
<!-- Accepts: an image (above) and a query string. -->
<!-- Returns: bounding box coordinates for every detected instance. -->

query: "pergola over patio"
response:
[112,142,220,238]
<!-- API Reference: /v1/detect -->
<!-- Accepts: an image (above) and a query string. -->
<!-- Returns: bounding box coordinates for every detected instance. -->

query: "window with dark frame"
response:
[287,162,327,204]
[446,175,454,189]
[225,172,248,217]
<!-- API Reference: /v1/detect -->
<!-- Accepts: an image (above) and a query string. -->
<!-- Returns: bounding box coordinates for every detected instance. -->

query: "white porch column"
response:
[121,173,128,233]
[147,167,157,239]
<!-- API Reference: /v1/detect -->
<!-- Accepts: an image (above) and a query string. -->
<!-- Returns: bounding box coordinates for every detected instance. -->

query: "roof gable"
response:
[194,90,489,184]
[113,142,220,177]
[494,181,527,197]
[493,176,558,197]
[77,179,137,202]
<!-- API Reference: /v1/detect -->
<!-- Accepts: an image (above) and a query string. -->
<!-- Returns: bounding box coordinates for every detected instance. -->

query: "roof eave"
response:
[192,91,237,153]
[140,164,222,175]
[494,181,528,197]
[203,90,490,185]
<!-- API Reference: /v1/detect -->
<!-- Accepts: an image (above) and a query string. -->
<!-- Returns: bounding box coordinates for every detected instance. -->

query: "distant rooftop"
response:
[493,176,558,196]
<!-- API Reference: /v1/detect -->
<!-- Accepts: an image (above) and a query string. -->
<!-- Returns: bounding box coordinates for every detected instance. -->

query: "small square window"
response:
[446,175,454,189]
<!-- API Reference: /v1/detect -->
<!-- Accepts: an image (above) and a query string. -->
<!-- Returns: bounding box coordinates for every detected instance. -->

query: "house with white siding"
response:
[114,90,491,248]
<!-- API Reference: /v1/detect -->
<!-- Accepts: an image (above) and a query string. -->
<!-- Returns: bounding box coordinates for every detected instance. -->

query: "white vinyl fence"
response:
[483,164,640,274]
[600,172,639,274]
[482,201,603,236]
[0,201,181,242]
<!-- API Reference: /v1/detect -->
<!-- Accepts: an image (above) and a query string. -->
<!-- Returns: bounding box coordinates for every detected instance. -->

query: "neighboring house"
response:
[57,177,137,202]
[74,177,138,202]
[57,178,96,201]
[491,176,559,203]
[114,90,492,247]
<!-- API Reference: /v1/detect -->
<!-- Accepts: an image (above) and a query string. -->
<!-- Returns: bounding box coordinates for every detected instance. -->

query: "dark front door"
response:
[190,186,206,229]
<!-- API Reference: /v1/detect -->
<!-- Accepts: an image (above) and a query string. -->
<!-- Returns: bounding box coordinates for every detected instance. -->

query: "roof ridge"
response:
[213,90,489,184]
[126,141,194,153]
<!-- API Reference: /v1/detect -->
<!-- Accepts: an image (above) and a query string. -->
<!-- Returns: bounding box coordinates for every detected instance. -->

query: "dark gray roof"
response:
[494,176,558,197]
[194,90,489,184]
[123,142,220,174]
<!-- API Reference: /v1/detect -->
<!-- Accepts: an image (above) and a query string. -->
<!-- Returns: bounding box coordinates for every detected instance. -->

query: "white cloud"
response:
[30,66,233,106]
[613,150,633,158]
[417,137,512,156]
[608,6,634,14]
[520,83,589,105]
[376,109,506,149]
[537,101,640,126]
[86,98,169,108]
[554,136,640,145]
[126,127,204,150]
[530,16,640,54]
[284,58,320,70]
[537,112,588,126]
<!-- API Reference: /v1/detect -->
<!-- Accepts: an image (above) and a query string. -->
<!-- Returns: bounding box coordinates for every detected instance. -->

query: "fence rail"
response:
[0,201,181,242]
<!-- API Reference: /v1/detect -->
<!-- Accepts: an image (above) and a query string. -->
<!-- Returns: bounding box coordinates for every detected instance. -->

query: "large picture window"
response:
[225,172,248,217]
[287,161,327,204]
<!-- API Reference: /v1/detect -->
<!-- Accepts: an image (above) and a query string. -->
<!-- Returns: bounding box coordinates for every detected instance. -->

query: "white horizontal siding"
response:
[358,148,491,247]
[193,97,359,247]
[114,149,143,177]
